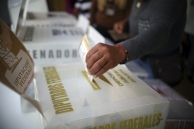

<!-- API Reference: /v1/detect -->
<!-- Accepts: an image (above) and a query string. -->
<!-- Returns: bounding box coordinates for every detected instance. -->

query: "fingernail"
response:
[93,75,97,78]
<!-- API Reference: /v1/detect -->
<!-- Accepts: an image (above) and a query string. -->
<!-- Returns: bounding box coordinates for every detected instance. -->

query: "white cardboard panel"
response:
[88,25,105,44]
[76,14,89,34]
[0,82,43,129]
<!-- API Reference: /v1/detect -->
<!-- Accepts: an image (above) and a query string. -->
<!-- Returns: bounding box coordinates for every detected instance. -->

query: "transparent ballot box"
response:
[34,62,170,129]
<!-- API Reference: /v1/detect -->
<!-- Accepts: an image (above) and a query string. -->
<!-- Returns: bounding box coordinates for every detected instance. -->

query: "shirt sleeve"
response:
[120,0,186,61]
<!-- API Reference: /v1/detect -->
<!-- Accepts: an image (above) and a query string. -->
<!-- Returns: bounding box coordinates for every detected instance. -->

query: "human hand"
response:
[86,43,126,78]
[113,20,126,34]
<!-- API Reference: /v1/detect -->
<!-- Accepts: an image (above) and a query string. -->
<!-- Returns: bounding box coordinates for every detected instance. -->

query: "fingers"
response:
[86,43,104,68]
[88,55,108,75]
[86,43,109,75]
[86,44,100,62]
[93,61,111,78]
[86,43,106,75]
[85,43,121,77]
[86,50,103,70]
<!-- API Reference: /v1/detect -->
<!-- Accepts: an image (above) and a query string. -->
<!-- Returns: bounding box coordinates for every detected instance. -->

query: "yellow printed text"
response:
[107,72,123,86]
[43,66,73,114]
[113,70,129,83]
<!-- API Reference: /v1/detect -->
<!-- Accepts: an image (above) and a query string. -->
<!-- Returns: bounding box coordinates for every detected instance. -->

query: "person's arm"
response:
[86,0,186,77]
[89,0,97,25]
[120,0,186,61]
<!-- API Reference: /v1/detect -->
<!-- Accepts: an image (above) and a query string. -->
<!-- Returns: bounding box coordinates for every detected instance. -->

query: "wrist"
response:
[115,44,129,64]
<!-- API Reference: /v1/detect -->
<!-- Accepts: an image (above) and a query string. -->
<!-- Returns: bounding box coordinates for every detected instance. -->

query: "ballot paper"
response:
[78,35,94,81]
[25,11,77,27]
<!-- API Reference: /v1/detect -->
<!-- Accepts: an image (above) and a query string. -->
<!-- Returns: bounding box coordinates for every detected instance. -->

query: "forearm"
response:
[120,0,186,61]
[120,23,169,61]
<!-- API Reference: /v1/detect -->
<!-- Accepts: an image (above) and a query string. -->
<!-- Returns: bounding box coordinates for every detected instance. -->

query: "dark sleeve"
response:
[120,0,186,61]
[89,0,97,25]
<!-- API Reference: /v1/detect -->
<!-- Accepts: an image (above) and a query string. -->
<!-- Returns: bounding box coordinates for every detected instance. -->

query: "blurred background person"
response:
[74,0,92,19]
[65,0,76,15]
[90,0,133,43]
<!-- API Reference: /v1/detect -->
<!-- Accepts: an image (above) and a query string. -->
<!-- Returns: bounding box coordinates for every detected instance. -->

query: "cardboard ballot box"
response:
[34,62,170,129]
[142,79,194,129]
[17,22,86,66]
[18,26,104,66]
[15,0,93,66]
[25,11,77,27]
[15,0,76,29]
[17,22,104,66]
[16,0,102,66]
[16,14,102,66]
